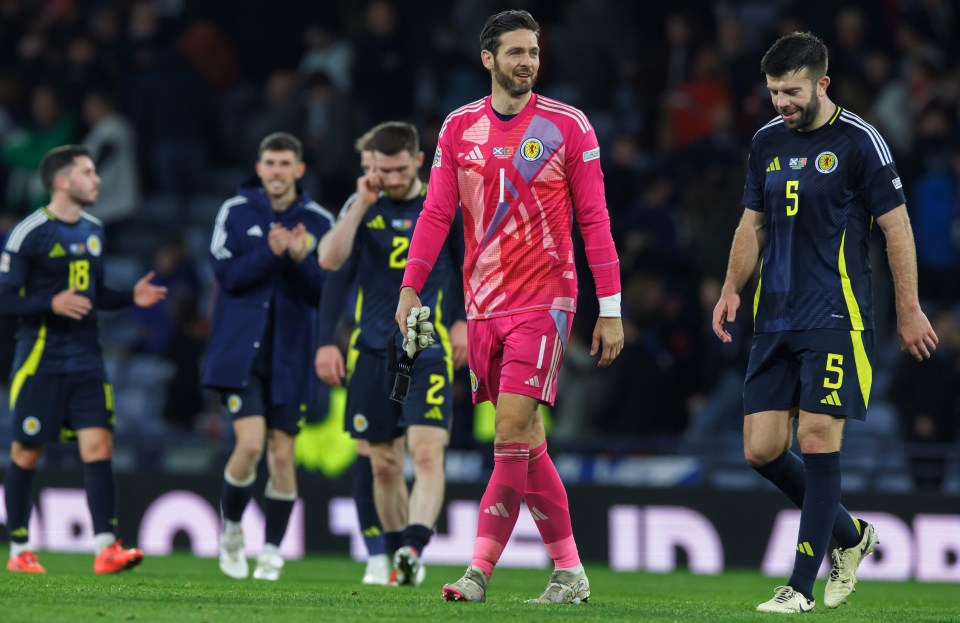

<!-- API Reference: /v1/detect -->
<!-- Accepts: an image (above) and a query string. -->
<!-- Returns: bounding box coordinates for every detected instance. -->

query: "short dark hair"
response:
[258,132,303,160]
[39,145,91,192]
[354,127,377,153]
[367,121,419,157]
[760,32,828,81]
[480,10,540,56]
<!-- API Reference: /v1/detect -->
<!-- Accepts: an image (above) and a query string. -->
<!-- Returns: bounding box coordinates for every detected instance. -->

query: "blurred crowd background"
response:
[0,0,957,493]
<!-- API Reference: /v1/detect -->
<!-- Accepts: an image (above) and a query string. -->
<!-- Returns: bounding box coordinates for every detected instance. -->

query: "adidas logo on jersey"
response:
[48,243,66,258]
[483,502,510,517]
[524,376,541,388]
[246,225,263,237]
[367,215,386,229]
[425,406,443,421]
[529,507,549,521]
[765,157,781,172]
[463,145,484,161]
[821,390,842,407]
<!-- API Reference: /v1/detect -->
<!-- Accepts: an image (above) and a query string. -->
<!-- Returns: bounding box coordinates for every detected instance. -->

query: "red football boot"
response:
[7,550,46,573]
[94,541,144,574]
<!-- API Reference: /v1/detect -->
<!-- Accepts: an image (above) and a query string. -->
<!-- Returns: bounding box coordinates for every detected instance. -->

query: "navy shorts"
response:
[10,370,114,443]
[744,329,874,420]
[344,351,452,442]
[218,355,310,435]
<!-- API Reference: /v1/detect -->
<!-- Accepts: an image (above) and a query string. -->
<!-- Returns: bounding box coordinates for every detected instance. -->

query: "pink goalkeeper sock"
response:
[525,441,580,569]
[471,442,530,577]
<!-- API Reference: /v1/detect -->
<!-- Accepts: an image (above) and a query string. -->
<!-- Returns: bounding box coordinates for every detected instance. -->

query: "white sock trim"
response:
[11,541,30,558]
[261,543,281,557]
[94,532,117,553]
[224,466,257,488]
[264,479,297,501]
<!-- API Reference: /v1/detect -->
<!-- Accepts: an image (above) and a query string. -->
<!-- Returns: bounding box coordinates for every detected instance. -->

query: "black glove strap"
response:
[387,330,421,403]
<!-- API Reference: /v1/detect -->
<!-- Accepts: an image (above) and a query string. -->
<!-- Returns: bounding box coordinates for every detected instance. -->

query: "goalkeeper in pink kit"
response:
[395,9,623,604]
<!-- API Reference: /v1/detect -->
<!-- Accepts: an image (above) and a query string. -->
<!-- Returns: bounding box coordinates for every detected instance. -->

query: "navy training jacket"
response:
[202,179,333,405]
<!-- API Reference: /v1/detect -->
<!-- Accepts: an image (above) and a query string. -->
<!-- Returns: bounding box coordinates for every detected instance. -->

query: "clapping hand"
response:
[287,223,311,263]
[268,223,293,256]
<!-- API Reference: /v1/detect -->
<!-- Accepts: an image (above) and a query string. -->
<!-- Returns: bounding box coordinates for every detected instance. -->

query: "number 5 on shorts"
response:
[823,353,843,389]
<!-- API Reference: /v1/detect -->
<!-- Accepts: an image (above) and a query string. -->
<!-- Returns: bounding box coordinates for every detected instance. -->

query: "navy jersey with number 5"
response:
[742,107,906,333]
[0,208,131,377]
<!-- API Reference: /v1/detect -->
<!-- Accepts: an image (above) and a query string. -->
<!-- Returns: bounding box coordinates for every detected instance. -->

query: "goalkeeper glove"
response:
[402,306,435,358]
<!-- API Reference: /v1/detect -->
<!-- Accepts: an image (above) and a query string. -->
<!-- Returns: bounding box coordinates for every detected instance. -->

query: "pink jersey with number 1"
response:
[401,93,620,318]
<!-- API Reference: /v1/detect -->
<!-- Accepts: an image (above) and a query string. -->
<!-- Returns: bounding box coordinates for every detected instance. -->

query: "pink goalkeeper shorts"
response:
[467,309,573,406]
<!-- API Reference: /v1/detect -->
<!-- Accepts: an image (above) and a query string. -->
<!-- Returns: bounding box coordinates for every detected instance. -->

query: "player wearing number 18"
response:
[712,32,938,613]
[0,145,167,574]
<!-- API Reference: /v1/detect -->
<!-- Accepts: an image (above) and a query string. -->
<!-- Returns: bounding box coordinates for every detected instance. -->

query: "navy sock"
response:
[84,460,117,536]
[384,531,404,559]
[788,452,841,600]
[754,450,861,549]
[4,463,35,544]
[401,523,434,555]
[221,473,254,523]
[354,455,385,556]
[263,487,295,547]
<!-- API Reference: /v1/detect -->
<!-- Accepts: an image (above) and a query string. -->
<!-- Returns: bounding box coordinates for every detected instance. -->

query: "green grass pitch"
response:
[0,553,956,622]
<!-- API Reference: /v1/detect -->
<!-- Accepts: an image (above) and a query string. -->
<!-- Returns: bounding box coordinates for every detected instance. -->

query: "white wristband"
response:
[598,293,621,317]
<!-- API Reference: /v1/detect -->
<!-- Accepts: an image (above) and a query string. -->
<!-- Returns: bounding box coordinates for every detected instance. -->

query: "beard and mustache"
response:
[69,188,97,207]
[383,176,417,200]
[779,94,821,131]
[492,58,537,97]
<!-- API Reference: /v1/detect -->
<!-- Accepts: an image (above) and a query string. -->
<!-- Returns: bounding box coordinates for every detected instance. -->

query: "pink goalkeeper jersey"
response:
[402,93,620,319]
